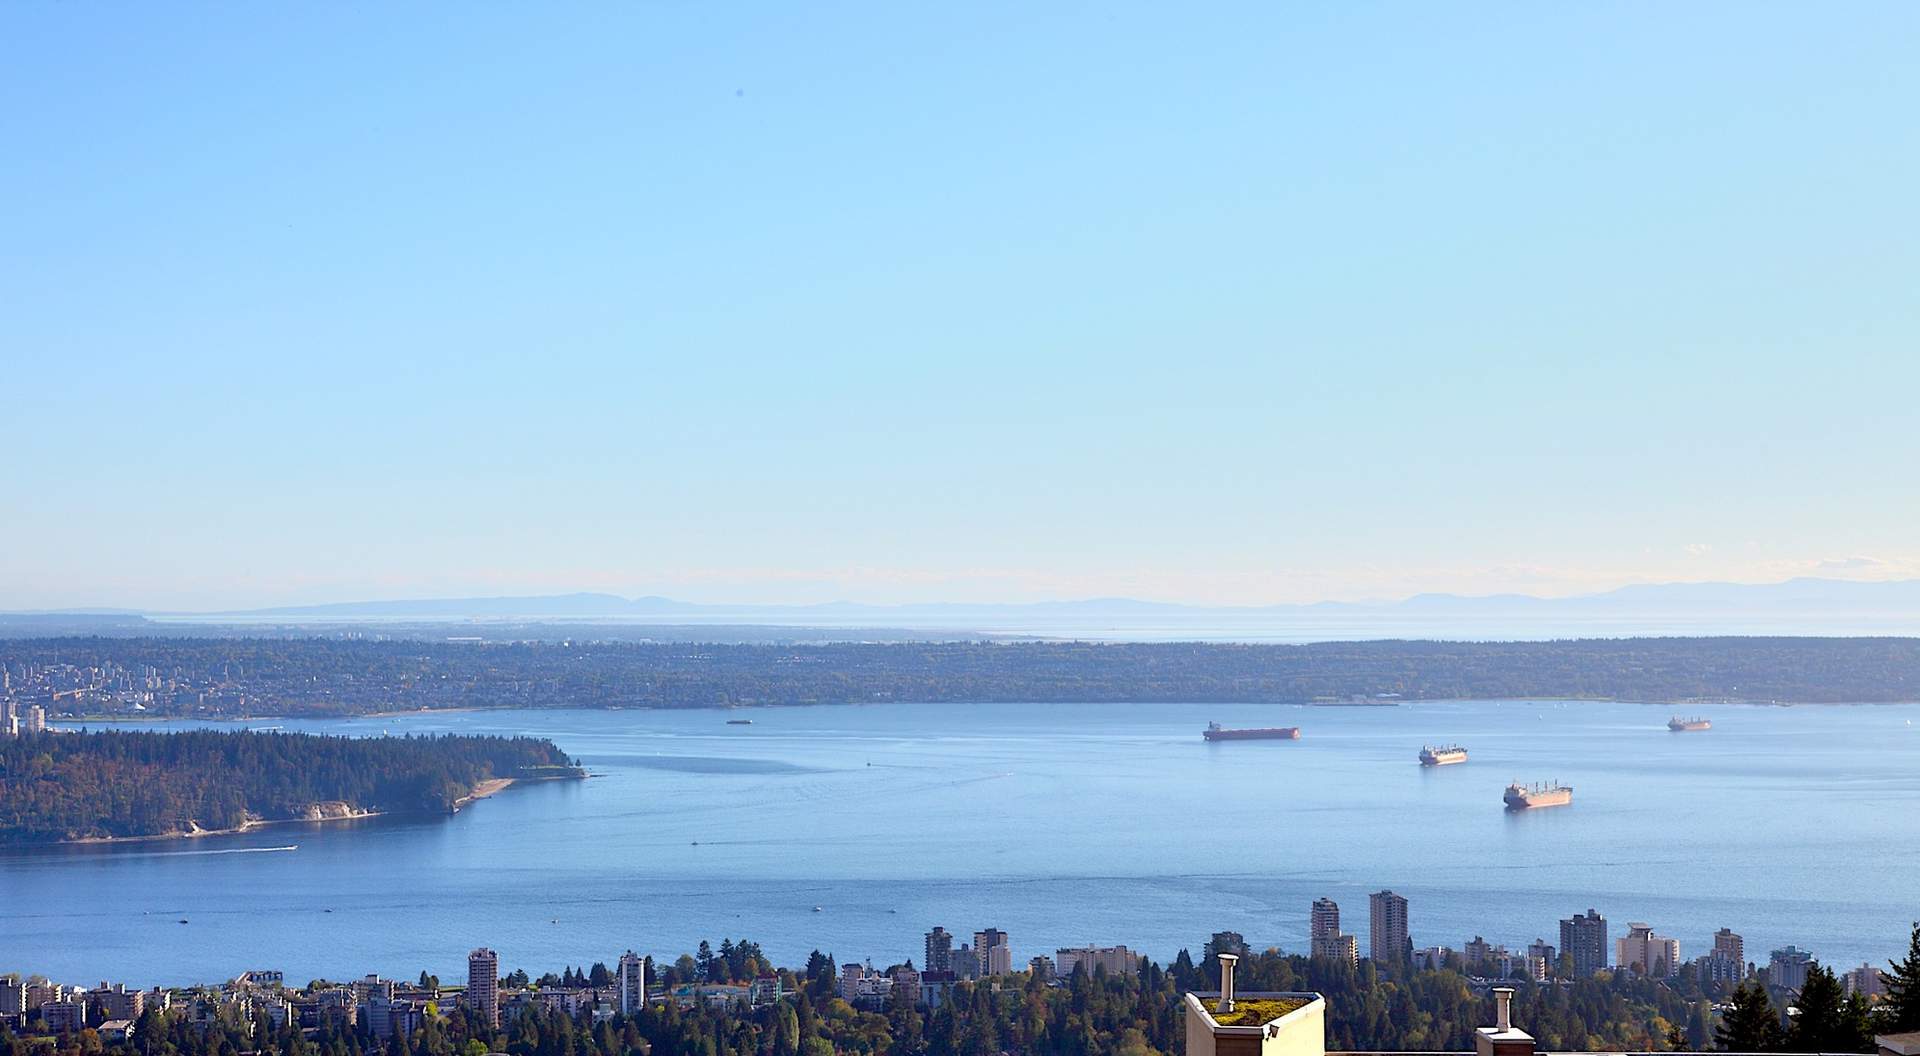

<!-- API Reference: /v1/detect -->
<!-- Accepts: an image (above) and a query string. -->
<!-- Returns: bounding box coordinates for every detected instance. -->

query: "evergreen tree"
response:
[1840,992,1875,1053]
[1787,964,1849,1052]
[1886,921,1920,1033]
[1714,979,1784,1052]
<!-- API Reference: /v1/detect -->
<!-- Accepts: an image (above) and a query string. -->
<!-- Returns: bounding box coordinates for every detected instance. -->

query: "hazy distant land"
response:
[13,576,1920,643]
[6,635,1919,718]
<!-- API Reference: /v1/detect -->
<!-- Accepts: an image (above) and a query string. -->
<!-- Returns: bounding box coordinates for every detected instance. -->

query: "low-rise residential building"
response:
[27,983,70,1010]
[843,970,893,1009]
[748,976,789,1007]
[919,971,957,1010]
[1210,931,1251,960]
[670,984,750,1010]
[889,964,921,1000]
[1028,956,1056,983]
[1616,924,1681,977]
[1056,945,1139,978]
[1697,952,1744,984]
[90,982,144,1021]
[364,995,419,1040]
[1769,947,1815,991]
[1846,963,1886,998]
[838,963,867,1003]
[41,999,87,1034]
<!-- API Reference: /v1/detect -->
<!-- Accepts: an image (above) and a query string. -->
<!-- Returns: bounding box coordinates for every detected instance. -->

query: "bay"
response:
[6,700,1918,986]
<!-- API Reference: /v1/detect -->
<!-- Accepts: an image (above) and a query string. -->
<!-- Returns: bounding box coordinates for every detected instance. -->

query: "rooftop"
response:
[1187,990,1321,1029]
[1206,997,1311,1027]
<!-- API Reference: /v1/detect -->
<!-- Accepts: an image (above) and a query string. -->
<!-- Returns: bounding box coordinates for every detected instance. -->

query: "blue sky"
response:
[4,3,1917,610]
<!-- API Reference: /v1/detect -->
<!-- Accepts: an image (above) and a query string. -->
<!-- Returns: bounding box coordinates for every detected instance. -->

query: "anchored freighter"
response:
[1203,721,1301,742]
[1667,716,1711,732]
[1504,781,1573,810]
[1419,744,1468,766]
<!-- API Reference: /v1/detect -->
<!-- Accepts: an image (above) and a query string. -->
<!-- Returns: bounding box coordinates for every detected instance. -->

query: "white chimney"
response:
[1476,984,1532,1056]
[1216,953,1238,1014]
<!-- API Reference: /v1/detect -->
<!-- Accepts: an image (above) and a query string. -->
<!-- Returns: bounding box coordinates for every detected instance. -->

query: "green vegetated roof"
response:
[1209,997,1308,1026]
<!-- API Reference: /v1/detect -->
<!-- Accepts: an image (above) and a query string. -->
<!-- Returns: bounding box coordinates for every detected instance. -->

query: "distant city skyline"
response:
[5,3,1917,612]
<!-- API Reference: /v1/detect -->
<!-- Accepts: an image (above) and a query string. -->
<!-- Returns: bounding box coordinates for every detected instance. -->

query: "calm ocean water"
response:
[8,700,1919,986]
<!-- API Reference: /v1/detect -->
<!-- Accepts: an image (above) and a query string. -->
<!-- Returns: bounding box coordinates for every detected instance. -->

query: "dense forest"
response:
[7,636,1920,718]
[10,929,1920,1056]
[0,730,577,844]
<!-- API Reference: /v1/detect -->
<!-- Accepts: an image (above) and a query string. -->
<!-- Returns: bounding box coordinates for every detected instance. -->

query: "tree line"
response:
[7,923,1916,1056]
[10,635,1920,717]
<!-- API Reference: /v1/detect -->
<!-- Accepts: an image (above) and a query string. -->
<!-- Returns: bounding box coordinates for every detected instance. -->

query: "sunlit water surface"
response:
[8,700,1917,985]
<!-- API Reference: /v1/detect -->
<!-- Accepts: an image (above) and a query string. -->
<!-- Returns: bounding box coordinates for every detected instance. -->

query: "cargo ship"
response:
[1203,721,1301,742]
[1667,716,1711,732]
[1418,744,1468,766]
[725,718,754,725]
[1504,781,1573,810]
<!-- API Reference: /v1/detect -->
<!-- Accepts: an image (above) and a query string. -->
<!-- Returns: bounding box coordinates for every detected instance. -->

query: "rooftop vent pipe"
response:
[1493,986,1514,1032]
[1216,953,1238,1015]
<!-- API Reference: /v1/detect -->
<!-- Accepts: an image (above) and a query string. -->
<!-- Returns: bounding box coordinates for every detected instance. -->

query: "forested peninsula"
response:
[0,729,580,845]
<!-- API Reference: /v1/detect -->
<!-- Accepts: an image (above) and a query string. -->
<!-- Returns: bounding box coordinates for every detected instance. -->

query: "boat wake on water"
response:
[108,845,299,860]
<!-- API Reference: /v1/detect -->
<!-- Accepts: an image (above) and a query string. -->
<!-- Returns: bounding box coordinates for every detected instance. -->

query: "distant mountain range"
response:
[11,578,1920,643]
[176,577,1920,620]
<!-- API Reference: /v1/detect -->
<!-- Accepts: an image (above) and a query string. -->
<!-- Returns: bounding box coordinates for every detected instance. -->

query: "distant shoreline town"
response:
[7,637,1920,720]
[7,903,1916,1055]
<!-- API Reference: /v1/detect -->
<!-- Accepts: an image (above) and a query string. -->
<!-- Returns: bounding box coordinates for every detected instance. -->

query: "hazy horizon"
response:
[6,3,1918,612]
[19,571,1920,618]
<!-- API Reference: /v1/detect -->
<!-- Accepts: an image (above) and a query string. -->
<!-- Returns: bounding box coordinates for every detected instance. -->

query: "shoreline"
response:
[48,771,548,846]
[452,776,515,811]
[53,696,1920,727]
[60,806,386,847]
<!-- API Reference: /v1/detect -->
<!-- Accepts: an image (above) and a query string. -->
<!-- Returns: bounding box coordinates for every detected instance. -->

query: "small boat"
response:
[812,906,824,913]
[178,919,189,924]
[726,719,753,725]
